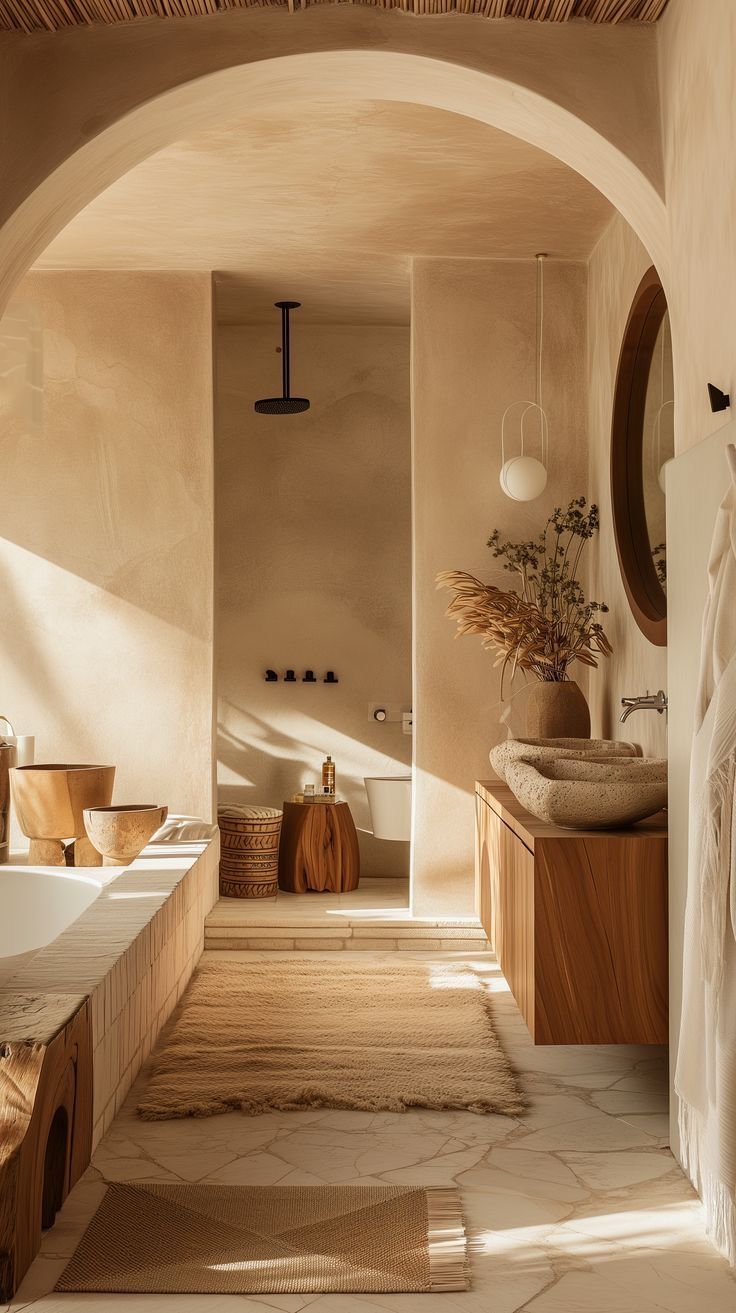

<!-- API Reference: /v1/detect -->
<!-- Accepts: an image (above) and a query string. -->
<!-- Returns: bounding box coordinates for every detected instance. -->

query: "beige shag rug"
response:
[137,957,522,1120]
[56,1182,468,1294]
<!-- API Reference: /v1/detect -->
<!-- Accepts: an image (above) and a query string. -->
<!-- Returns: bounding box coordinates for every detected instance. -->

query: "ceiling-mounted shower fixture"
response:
[499,254,550,502]
[254,301,310,415]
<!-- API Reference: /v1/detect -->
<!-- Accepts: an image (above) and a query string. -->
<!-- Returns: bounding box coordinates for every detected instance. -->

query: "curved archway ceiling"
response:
[34,101,615,324]
[0,0,669,33]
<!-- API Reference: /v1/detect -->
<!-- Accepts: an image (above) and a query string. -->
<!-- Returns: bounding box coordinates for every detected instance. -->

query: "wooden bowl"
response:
[84,804,168,866]
[10,764,116,840]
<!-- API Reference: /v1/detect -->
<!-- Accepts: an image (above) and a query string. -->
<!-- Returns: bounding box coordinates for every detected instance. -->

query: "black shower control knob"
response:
[284,669,297,683]
[303,670,317,683]
[265,669,278,682]
[324,671,339,684]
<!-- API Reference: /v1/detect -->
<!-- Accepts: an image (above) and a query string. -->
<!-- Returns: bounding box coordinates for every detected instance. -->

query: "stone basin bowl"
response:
[504,756,667,830]
[10,763,116,839]
[84,804,169,866]
[490,736,641,784]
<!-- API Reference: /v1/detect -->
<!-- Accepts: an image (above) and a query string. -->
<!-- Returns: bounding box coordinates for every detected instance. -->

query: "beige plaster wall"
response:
[216,324,411,877]
[0,272,215,823]
[412,257,588,918]
[658,0,736,455]
[586,211,667,760]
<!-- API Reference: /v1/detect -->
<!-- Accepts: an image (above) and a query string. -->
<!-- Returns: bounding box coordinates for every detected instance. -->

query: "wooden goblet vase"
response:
[10,764,116,866]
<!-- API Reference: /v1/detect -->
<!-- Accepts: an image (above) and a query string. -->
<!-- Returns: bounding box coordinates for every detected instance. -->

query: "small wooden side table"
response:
[278,800,360,893]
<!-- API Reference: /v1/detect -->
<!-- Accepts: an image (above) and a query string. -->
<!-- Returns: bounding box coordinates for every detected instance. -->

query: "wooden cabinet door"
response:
[474,793,493,939]
[498,819,535,1038]
[476,795,535,1038]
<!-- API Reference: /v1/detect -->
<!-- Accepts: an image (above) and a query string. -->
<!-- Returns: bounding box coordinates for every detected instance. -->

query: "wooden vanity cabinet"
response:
[475,779,668,1045]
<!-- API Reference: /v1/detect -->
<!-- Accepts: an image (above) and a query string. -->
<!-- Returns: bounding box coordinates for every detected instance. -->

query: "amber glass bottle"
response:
[322,755,336,795]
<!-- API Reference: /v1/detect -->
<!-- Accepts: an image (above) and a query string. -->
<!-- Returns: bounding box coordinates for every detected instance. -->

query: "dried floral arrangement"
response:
[437,497,612,693]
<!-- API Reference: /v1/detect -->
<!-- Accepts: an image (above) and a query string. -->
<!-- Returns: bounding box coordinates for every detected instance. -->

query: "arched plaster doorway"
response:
[0,30,671,917]
[0,40,668,315]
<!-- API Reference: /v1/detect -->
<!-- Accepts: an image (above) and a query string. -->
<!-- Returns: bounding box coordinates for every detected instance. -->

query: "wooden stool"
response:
[217,805,282,899]
[278,799,360,893]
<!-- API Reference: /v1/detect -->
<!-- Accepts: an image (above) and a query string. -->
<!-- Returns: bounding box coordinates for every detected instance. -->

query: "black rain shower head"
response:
[254,395,310,415]
[254,300,310,415]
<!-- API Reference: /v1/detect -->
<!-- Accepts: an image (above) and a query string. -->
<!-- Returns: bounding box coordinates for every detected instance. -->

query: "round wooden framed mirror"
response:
[611,267,672,647]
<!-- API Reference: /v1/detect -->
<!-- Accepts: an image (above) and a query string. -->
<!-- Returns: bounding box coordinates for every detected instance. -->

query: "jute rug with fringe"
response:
[55,1182,468,1294]
[137,957,522,1120]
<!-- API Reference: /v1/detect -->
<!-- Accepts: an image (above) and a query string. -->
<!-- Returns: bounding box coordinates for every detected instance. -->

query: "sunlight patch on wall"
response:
[0,301,42,432]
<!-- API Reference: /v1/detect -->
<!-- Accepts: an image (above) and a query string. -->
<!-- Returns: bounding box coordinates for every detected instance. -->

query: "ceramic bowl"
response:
[84,804,168,866]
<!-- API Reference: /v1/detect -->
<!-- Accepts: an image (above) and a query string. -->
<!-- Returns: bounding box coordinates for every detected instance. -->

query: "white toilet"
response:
[364,775,412,841]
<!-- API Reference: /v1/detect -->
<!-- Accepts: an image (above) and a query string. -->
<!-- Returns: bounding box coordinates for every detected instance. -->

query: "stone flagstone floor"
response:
[7,951,736,1312]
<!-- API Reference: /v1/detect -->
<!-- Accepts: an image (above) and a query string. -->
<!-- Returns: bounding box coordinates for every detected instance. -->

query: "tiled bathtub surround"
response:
[0,838,219,1145]
[9,951,736,1313]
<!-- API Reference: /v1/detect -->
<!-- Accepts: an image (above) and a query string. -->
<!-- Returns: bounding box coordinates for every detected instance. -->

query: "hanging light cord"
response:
[499,253,549,473]
[536,254,544,416]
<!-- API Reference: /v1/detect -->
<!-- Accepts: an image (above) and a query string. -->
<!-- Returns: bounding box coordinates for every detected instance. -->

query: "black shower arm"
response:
[281,303,291,399]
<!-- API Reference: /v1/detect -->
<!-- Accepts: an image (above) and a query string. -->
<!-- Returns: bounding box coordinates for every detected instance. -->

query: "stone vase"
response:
[525,681,591,739]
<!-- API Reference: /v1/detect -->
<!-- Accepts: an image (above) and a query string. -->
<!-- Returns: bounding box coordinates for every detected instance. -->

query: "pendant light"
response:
[254,300,310,414]
[499,255,549,502]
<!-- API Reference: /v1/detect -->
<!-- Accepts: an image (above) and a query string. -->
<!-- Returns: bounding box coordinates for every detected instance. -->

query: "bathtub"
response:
[0,865,104,984]
[0,820,217,986]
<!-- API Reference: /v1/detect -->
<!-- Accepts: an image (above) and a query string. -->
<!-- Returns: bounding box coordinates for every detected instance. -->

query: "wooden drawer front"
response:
[476,797,535,1037]
[534,835,668,1045]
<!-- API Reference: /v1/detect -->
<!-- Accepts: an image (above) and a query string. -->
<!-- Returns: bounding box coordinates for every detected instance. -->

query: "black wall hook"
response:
[708,383,731,413]
[265,668,338,683]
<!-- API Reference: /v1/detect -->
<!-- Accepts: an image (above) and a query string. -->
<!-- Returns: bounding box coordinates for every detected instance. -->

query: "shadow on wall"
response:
[217,704,410,879]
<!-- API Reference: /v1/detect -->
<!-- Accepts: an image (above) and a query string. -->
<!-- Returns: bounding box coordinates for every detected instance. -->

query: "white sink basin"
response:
[364,776,412,841]
[504,756,667,830]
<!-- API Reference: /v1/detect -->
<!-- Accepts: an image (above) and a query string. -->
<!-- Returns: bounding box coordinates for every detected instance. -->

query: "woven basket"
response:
[217,805,283,899]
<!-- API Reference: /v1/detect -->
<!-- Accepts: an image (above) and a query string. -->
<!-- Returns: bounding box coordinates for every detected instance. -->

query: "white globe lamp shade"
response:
[499,455,548,502]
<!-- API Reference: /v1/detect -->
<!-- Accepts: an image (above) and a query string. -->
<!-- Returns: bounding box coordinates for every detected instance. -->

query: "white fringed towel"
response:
[676,443,736,1265]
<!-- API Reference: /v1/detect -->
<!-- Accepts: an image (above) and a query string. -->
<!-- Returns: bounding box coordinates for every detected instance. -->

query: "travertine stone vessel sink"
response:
[10,764,116,865]
[490,736,641,783]
[504,756,667,830]
[84,804,168,866]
